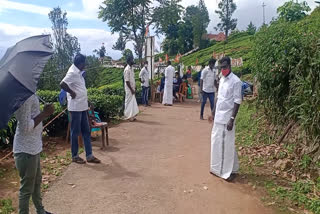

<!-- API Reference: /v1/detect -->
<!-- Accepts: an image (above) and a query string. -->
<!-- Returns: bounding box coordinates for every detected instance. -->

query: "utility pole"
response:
[262,2,266,25]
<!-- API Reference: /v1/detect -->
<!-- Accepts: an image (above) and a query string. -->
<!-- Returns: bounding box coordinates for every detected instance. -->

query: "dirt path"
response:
[39,101,275,214]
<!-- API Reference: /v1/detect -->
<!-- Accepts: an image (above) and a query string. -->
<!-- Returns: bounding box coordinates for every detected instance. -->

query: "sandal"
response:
[72,157,86,164]
[87,157,101,164]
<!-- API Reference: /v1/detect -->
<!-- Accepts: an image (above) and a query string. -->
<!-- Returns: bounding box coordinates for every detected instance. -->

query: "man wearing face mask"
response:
[139,61,150,107]
[60,54,101,164]
[209,56,242,182]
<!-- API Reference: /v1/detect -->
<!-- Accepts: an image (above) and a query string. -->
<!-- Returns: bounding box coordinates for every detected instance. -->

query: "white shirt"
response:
[139,67,149,87]
[201,67,217,93]
[13,95,43,155]
[61,64,88,112]
[215,72,242,125]
[124,65,136,91]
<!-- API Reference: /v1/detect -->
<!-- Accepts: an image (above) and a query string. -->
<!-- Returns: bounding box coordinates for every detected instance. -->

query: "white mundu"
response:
[162,65,175,105]
[210,72,242,179]
[123,65,139,119]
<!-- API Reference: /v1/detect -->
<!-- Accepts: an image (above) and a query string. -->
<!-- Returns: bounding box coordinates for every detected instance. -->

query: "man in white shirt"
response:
[60,54,101,164]
[209,56,242,182]
[162,61,175,106]
[124,56,139,121]
[200,59,218,120]
[139,61,150,107]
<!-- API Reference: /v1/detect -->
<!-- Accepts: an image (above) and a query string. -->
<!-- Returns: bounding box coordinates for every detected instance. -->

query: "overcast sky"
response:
[0,0,318,59]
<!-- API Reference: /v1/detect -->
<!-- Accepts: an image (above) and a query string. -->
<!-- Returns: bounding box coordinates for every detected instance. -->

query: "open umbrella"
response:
[0,35,53,129]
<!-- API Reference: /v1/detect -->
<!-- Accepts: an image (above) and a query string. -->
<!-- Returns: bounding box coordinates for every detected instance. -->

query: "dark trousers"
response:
[142,86,149,105]
[200,92,215,117]
[70,111,93,159]
[14,153,45,214]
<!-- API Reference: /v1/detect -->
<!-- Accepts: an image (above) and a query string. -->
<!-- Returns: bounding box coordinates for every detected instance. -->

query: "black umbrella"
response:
[0,35,53,129]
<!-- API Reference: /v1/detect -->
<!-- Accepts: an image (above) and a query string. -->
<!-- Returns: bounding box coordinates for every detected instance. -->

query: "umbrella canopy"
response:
[0,35,53,129]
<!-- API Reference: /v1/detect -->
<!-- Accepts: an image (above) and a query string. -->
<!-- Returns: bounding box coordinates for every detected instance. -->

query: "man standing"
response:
[210,56,242,182]
[14,95,54,214]
[200,59,218,120]
[139,61,150,107]
[60,54,101,164]
[197,64,205,103]
[162,61,175,106]
[124,56,139,121]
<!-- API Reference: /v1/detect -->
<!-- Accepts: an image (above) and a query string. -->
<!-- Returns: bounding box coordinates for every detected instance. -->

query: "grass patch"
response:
[236,100,259,146]
[0,199,14,214]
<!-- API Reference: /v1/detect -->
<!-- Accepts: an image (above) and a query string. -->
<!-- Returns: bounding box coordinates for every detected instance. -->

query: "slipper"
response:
[72,157,86,164]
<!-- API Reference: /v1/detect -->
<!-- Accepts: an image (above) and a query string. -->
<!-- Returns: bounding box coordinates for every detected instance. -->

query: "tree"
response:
[277,0,311,22]
[121,49,134,61]
[192,0,210,48]
[113,32,126,51]
[38,7,81,90]
[152,0,184,55]
[215,0,237,42]
[152,0,184,37]
[98,0,152,63]
[247,21,256,35]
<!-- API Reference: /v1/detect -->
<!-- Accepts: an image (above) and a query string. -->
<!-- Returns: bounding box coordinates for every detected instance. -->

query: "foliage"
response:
[84,55,104,88]
[215,0,238,41]
[122,49,134,62]
[0,118,17,148]
[181,32,253,75]
[93,43,106,58]
[246,22,256,35]
[37,90,59,103]
[152,0,184,55]
[189,0,210,48]
[152,0,184,36]
[88,93,123,119]
[38,7,81,91]
[0,199,14,213]
[251,8,320,146]
[113,32,126,51]
[98,0,152,61]
[277,0,311,22]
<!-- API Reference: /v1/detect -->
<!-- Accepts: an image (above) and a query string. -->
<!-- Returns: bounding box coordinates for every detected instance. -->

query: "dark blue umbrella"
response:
[0,35,53,129]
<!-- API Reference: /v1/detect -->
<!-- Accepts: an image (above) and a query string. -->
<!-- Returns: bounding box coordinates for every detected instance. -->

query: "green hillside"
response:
[180,32,253,73]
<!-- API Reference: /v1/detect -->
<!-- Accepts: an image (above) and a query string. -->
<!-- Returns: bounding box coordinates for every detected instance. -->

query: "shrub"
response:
[252,8,320,155]
[37,90,59,103]
[88,93,123,119]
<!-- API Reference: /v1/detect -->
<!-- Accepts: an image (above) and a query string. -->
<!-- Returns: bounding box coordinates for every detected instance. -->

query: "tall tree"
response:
[246,21,256,35]
[152,0,184,55]
[192,0,210,48]
[215,0,237,42]
[113,32,126,51]
[49,7,80,72]
[98,0,152,62]
[277,0,311,22]
[38,7,80,90]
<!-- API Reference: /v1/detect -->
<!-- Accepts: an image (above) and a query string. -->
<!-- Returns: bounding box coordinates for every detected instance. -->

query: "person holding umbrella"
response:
[0,35,55,214]
[14,96,54,214]
[60,54,101,164]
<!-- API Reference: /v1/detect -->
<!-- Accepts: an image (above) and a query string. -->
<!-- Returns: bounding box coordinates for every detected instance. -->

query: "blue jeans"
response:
[70,111,93,159]
[142,86,149,105]
[200,92,215,117]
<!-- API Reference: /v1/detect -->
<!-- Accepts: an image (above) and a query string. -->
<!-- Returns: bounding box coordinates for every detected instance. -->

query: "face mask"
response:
[145,65,148,68]
[221,68,230,77]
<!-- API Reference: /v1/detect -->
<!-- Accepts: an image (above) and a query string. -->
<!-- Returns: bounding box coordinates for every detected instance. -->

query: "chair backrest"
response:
[179,82,188,95]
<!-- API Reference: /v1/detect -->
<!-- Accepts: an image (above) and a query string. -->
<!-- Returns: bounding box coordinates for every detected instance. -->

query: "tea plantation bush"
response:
[252,8,320,157]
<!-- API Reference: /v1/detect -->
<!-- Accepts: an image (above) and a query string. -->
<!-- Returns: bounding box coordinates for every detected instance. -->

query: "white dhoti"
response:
[162,84,173,105]
[124,91,139,120]
[210,123,239,179]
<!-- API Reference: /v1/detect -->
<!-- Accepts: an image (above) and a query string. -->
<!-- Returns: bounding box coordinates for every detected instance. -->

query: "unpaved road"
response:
[39,101,274,214]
